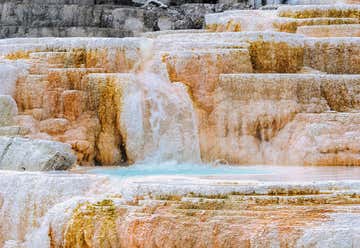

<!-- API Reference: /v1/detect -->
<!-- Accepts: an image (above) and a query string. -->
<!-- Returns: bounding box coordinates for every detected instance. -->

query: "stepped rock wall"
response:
[0,3,359,167]
[211,74,360,165]
[0,32,359,166]
[297,24,360,37]
[0,2,360,248]
[1,171,360,247]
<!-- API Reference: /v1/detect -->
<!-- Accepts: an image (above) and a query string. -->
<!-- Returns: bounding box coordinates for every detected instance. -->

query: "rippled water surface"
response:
[90,162,272,178]
[89,163,360,181]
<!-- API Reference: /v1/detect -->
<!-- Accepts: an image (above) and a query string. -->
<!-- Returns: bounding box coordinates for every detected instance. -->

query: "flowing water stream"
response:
[130,72,201,163]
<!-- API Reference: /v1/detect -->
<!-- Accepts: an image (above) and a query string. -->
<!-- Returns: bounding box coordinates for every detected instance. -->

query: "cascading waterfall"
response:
[0,40,202,247]
[119,44,201,164]
[134,72,201,163]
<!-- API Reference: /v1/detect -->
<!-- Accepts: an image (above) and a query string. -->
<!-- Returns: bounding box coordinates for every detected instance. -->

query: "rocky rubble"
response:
[0,0,252,38]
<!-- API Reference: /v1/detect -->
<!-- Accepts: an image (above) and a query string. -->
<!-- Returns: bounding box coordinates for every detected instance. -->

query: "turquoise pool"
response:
[90,162,272,178]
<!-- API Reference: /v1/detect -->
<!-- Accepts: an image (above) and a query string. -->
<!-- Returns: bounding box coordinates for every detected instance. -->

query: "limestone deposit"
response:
[1,169,360,247]
[0,1,359,247]
[0,3,358,166]
[0,137,76,171]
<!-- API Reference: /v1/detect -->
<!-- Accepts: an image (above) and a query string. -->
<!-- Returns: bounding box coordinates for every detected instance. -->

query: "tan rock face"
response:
[0,95,18,127]
[61,90,84,121]
[1,170,360,247]
[277,5,360,19]
[164,49,253,112]
[38,182,360,248]
[81,74,129,165]
[205,7,360,34]
[204,74,360,164]
[59,114,100,165]
[0,4,359,167]
[158,32,304,73]
[270,113,360,166]
[304,38,360,74]
[297,24,360,37]
[63,203,318,248]
[2,39,153,165]
[1,3,359,247]
[39,118,70,135]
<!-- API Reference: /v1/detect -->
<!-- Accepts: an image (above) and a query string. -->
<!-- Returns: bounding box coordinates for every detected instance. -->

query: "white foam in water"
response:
[135,72,201,163]
[119,43,201,163]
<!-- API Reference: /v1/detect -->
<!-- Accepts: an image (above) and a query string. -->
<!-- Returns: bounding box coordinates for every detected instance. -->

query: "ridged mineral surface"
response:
[0,1,359,247]
[1,168,360,247]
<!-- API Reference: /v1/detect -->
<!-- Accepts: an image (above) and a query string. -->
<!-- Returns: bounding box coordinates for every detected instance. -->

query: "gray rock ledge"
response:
[0,137,76,171]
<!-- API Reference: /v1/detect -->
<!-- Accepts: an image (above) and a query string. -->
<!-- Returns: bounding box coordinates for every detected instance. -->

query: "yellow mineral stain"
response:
[63,199,122,248]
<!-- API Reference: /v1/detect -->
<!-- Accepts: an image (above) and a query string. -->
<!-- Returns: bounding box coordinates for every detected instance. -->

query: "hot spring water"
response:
[90,162,272,178]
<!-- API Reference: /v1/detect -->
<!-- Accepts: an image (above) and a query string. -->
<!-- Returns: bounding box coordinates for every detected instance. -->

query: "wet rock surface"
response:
[1,171,360,247]
[0,2,359,166]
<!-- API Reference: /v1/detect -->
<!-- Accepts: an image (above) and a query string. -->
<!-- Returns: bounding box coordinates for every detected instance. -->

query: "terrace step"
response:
[304,37,360,74]
[206,10,359,33]
[297,23,360,37]
[218,73,360,112]
[278,4,360,19]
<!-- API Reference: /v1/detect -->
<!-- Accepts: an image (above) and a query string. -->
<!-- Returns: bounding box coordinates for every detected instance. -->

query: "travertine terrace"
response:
[0,1,360,247]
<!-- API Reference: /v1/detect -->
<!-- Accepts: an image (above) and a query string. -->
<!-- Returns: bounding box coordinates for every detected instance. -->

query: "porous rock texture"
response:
[0,2,359,247]
[0,95,76,171]
[0,136,76,171]
[0,0,252,38]
[1,171,360,247]
[0,3,359,167]
[0,95,18,126]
